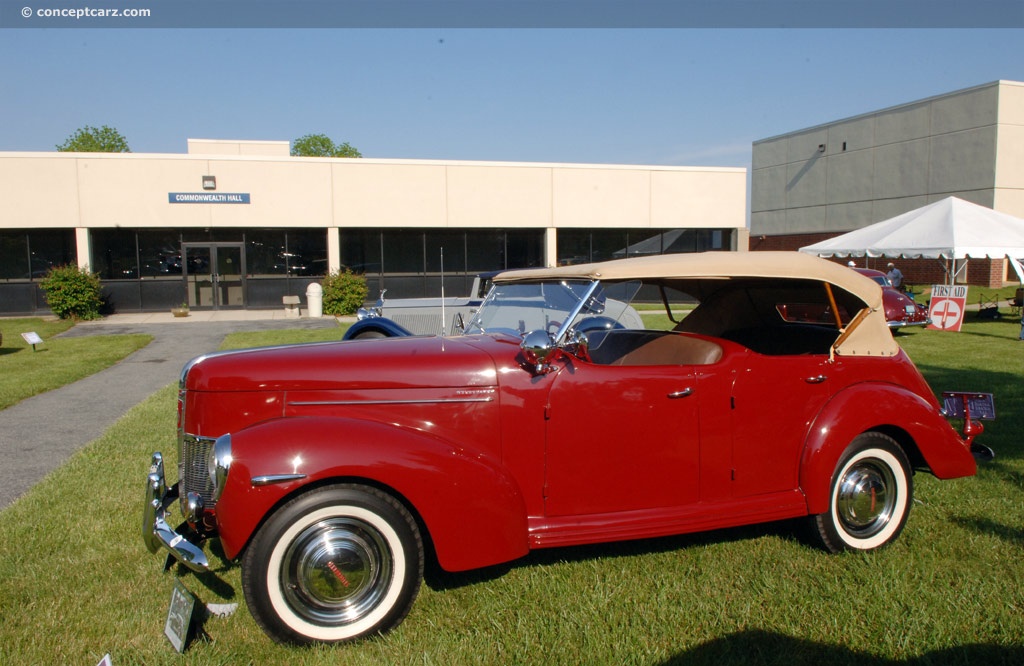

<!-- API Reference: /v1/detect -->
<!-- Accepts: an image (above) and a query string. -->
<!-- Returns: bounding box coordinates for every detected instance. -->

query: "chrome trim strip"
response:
[288,397,495,406]
[252,474,308,486]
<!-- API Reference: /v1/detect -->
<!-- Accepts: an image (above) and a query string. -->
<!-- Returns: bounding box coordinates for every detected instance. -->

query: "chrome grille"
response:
[179,433,218,510]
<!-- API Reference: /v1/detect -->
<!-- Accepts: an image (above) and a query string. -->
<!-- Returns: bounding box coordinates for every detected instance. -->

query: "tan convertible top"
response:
[494,252,898,357]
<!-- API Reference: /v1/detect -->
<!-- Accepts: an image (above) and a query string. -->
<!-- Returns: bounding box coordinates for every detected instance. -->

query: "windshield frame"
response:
[465,278,642,343]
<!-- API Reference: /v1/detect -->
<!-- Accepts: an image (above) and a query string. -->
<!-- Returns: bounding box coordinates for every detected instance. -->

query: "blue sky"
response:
[1,27,1021,171]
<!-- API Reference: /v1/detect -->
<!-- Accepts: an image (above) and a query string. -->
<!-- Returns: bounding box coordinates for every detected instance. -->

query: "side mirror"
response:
[520,329,558,374]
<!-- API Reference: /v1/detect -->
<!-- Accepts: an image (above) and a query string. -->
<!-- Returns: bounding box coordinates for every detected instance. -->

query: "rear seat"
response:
[588,330,723,366]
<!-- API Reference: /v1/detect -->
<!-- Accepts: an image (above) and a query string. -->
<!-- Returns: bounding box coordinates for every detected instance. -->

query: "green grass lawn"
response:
[0,316,1021,664]
[0,318,152,410]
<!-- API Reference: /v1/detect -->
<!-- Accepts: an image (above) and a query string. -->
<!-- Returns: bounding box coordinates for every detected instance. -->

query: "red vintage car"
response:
[854,268,931,329]
[144,251,986,645]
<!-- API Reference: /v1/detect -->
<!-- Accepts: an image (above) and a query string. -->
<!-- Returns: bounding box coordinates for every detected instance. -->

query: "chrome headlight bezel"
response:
[209,433,233,503]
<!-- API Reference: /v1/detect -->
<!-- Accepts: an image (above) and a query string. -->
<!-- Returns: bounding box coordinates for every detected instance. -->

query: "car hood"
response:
[181,335,505,392]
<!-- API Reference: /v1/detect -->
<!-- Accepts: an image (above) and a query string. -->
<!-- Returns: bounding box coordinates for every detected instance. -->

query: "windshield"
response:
[465,279,642,337]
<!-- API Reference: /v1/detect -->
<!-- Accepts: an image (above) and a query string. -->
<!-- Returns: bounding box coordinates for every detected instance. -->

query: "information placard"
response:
[165,579,198,653]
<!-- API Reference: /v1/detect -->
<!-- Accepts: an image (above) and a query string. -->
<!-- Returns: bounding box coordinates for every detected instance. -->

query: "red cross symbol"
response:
[931,298,962,330]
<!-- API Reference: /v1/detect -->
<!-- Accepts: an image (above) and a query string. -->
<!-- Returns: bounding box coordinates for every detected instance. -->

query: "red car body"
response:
[854,268,931,328]
[144,251,981,645]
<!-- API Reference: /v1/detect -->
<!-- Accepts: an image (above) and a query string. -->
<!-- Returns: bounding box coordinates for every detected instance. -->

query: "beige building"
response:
[0,140,747,315]
[750,80,1024,286]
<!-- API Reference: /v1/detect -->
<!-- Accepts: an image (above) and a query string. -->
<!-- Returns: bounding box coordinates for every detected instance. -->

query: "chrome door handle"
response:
[805,375,828,384]
[668,388,693,399]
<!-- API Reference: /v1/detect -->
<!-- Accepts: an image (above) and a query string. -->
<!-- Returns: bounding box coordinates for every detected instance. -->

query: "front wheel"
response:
[811,432,913,553]
[241,484,424,644]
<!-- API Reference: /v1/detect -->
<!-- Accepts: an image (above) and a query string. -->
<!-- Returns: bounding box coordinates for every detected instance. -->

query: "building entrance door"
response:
[182,243,245,310]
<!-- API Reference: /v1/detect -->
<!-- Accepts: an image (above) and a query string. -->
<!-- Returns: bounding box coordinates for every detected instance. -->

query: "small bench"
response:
[283,295,301,318]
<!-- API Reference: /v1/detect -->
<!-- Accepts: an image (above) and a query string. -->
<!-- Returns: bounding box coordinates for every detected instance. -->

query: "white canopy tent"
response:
[799,197,1024,284]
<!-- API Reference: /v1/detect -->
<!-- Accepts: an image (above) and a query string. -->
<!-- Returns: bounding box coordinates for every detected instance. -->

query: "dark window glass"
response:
[557,228,730,265]
[341,229,383,276]
[466,231,508,272]
[505,229,544,269]
[92,229,138,279]
[29,230,76,278]
[180,229,243,243]
[556,229,592,266]
[137,230,184,278]
[381,229,424,274]
[590,229,629,262]
[0,231,29,280]
[285,229,327,277]
[425,230,466,274]
[247,230,287,276]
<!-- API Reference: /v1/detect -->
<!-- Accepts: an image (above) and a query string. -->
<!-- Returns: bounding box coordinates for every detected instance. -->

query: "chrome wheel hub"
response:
[836,459,897,537]
[281,518,393,626]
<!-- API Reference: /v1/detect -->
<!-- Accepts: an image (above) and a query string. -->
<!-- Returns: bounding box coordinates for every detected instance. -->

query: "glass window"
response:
[557,228,730,265]
[466,231,508,272]
[246,230,287,277]
[341,229,383,276]
[505,229,544,269]
[381,229,424,274]
[29,230,76,279]
[556,229,592,266]
[138,230,184,278]
[425,230,466,274]
[92,229,138,279]
[0,231,29,280]
[285,229,327,277]
[590,230,629,262]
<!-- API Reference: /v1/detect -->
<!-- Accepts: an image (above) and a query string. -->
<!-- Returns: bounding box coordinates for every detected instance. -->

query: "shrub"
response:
[321,269,368,316]
[39,264,104,320]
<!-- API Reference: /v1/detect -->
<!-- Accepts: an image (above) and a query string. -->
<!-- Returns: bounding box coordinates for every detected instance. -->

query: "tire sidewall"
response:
[243,486,421,644]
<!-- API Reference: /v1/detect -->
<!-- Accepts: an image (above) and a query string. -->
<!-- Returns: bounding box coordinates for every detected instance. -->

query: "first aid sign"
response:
[927,285,968,332]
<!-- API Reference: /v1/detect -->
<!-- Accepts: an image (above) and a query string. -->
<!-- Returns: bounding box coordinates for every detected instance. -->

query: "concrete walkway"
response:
[0,311,345,510]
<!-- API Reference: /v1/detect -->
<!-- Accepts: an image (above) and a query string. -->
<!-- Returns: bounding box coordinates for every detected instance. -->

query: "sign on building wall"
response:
[168,193,251,204]
[927,285,968,332]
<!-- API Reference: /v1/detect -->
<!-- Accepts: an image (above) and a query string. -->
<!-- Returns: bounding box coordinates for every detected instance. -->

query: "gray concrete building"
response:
[750,80,1024,287]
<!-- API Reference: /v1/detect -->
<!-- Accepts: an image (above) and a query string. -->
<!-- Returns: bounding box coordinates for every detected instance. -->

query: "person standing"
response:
[886,262,904,289]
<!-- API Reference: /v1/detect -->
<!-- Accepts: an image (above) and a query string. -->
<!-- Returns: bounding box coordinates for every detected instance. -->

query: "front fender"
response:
[341,318,414,340]
[214,416,529,571]
[800,383,975,515]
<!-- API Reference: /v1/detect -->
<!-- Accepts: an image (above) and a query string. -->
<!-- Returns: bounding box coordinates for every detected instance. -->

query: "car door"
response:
[729,352,833,498]
[542,361,702,518]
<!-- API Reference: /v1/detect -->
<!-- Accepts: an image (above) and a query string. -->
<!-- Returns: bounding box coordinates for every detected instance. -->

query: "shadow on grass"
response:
[426,518,807,592]
[951,515,1024,547]
[657,629,1024,665]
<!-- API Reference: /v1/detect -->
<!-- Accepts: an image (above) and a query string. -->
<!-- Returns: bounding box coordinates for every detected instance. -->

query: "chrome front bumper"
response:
[142,452,209,572]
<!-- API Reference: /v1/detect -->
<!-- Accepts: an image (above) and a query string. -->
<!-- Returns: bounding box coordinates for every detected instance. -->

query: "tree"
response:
[56,125,131,153]
[291,133,361,158]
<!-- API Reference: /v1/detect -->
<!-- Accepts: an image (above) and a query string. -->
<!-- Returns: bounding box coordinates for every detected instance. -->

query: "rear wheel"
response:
[352,330,387,339]
[241,484,423,644]
[811,432,912,553]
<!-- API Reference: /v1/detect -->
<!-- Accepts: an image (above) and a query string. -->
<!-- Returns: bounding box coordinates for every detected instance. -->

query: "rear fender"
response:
[800,384,975,515]
[341,318,414,340]
[214,417,528,571]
